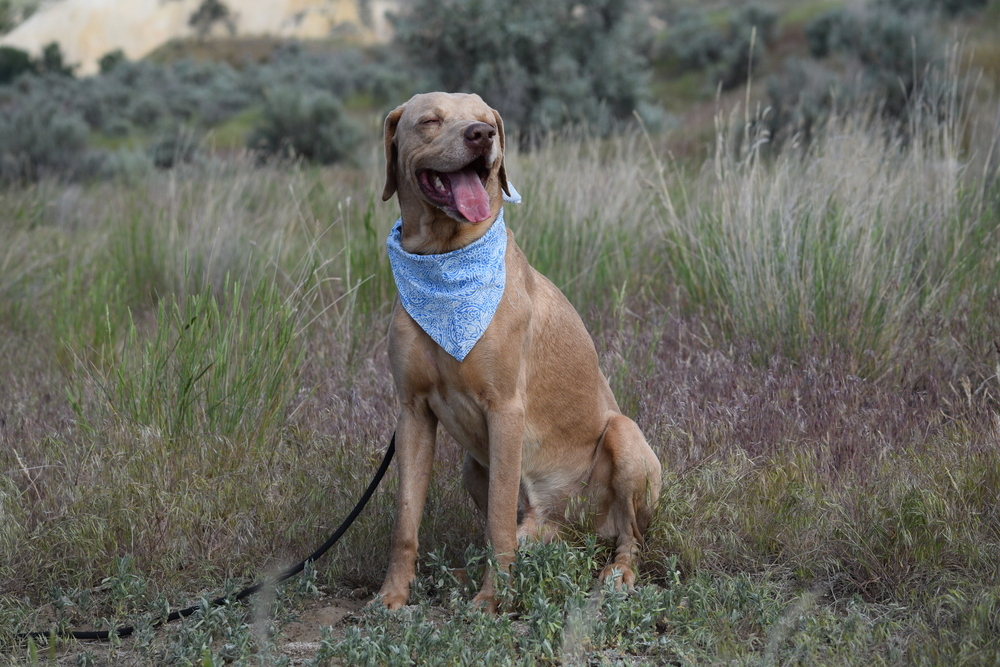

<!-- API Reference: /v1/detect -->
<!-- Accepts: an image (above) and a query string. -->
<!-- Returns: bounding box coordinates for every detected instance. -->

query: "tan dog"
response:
[377,92,661,612]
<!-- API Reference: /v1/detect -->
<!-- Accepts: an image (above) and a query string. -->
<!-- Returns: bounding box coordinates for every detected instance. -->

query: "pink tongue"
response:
[449,167,492,222]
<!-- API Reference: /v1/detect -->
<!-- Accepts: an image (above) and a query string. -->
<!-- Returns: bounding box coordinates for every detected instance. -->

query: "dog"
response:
[377,92,661,612]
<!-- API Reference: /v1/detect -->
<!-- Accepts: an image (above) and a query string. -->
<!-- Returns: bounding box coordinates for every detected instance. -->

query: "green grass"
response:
[206,108,263,152]
[650,70,708,111]
[777,0,845,29]
[87,132,147,153]
[1,76,999,664]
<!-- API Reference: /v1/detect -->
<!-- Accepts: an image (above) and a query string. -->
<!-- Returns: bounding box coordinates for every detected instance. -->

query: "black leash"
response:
[19,434,396,643]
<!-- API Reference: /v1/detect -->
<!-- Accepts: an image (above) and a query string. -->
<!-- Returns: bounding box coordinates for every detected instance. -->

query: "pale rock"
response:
[0,0,396,75]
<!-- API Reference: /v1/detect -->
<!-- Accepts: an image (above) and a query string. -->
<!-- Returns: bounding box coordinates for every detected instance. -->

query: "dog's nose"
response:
[464,122,496,151]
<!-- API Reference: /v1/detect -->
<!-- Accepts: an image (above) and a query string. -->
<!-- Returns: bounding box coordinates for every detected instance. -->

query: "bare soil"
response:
[277,596,366,665]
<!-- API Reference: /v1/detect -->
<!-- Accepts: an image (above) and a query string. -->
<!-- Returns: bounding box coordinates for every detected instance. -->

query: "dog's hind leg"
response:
[464,454,559,546]
[592,414,661,589]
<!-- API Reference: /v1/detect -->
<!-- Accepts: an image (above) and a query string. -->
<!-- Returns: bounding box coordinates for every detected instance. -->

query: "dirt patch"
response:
[282,598,365,644]
[278,596,366,665]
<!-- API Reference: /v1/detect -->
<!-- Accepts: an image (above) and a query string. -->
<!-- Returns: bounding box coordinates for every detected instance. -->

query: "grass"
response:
[206,108,264,152]
[777,0,846,30]
[655,71,1000,381]
[1,76,1000,664]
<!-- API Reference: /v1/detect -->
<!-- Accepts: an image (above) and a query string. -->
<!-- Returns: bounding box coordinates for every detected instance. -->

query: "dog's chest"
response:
[427,385,552,476]
[422,376,490,460]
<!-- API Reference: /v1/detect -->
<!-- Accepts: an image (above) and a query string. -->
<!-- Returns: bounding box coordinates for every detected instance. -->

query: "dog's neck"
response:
[386,210,507,361]
[396,196,502,255]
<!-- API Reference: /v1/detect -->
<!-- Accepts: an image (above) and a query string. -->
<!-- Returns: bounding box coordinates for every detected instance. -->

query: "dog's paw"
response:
[370,590,409,610]
[599,564,636,591]
[470,591,500,614]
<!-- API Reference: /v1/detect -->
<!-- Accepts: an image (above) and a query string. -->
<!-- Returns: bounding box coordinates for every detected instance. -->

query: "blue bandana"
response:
[386,209,508,361]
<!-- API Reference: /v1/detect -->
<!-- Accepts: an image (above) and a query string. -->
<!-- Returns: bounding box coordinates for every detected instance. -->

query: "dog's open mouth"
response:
[417,156,491,223]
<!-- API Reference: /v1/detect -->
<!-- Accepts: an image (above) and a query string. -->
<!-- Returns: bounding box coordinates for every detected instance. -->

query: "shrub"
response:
[765,58,840,147]
[665,10,726,70]
[149,124,204,169]
[97,48,126,74]
[37,41,75,76]
[172,59,250,125]
[103,115,132,137]
[188,0,236,38]
[806,5,941,71]
[247,44,411,107]
[876,0,989,15]
[0,41,412,174]
[129,91,163,127]
[0,0,12,33]
[733,4,778,46]
[662,5,777,91]
[0,0,39,33]
[805,8,855,58]
[107,58,162,88]
[854,7,942,114]
[75,72,133,131]
[712,5,778,90]
[0,91,93,182]
[0,46,31,84]
[797,5,944,120]
[247,87,362,164]
[390,0,654,139]
[808,0,989,62]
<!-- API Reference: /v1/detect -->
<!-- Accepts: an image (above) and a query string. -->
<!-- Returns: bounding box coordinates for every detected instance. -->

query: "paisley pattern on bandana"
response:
[386,209,508,361]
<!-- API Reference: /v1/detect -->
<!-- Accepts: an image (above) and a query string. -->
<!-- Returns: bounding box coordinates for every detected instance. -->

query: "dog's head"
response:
[382,93,509,231]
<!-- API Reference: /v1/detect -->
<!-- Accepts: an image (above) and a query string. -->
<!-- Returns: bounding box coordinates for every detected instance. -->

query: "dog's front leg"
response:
[377,402,437,609]
[472,403,524,613]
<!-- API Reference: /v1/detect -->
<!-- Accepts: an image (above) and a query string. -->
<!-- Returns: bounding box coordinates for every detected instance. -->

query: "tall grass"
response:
[655,71,1000,381]
[504,130,661,309]
[90,277,301,441]
[1,73,999,663]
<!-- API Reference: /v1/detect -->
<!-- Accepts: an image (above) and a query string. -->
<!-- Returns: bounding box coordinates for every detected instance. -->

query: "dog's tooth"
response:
[434,175,445,192]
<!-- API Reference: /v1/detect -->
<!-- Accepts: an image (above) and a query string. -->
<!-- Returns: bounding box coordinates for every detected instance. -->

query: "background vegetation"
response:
[1,0,1000,664]
[1,0,995,180]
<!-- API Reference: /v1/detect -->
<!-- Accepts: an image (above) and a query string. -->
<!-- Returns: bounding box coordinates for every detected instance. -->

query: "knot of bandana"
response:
[386,209,508,361]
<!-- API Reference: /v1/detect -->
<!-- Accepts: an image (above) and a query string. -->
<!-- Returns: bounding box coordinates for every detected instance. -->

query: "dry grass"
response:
[655,64,1000,381]
[1,79,999,663]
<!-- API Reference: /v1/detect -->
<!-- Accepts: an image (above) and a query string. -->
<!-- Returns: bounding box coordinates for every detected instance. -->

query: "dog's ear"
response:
[491,107,511,198]
[381,103,406,202]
